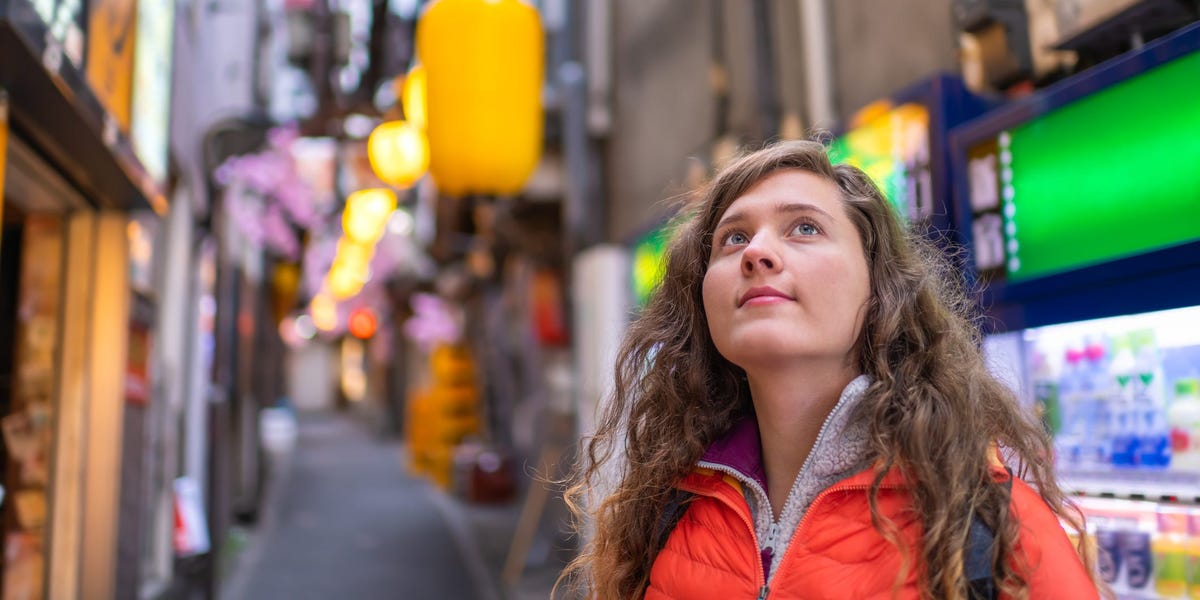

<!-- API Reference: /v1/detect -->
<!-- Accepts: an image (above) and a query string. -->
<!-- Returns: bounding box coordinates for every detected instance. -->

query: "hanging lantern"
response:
[311,292,339,332]
[416,0,544,197]
[367,120,429,188]
[401,65,428,129]
[348,307,379,339]
[335,238,375,272]
[328,262,368,300]
[342,188,397,244]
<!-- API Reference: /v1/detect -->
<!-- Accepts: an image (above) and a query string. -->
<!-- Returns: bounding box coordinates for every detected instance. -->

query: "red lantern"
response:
[348,307,378,339]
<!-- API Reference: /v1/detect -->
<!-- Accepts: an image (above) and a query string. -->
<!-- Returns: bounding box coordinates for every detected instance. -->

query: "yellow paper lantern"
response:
[342,188,397,244]
[416,0,544,197]
[367,120,429,188]
[328,265,366,300]
[310,292,338,331]
[335,238,375,272]
[401,65,428,129]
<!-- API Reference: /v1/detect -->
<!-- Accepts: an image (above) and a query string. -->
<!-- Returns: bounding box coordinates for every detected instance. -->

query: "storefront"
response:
[0,0,173,596]
[949,21,1200,598]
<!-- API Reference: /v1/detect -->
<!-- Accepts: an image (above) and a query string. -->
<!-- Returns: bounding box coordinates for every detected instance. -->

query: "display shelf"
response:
[1116,592,1164,600]
[1059,468,1200,503]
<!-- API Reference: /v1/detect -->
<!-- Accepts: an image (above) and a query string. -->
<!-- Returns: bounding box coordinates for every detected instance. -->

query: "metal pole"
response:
[752,0,781,140]
[801,0,837,129]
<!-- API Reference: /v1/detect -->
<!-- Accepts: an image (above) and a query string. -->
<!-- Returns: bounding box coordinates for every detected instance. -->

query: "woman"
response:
[563,140,1099,599]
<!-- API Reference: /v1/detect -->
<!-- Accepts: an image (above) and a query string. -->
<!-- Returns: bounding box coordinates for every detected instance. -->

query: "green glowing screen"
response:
[976,50,1200,282]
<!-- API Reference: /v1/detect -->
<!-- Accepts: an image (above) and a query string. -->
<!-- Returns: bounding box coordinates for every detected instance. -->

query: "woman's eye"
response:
[722,231,749,246]
[792,222,819,236]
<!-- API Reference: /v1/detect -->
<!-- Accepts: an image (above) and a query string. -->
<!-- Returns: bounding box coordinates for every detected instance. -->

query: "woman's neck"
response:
[747,363,859,516]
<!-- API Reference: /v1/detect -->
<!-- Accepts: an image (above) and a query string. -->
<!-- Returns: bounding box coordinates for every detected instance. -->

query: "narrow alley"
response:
[223,412,482,599]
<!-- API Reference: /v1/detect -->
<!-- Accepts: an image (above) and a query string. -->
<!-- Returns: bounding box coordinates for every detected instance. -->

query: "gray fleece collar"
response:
[696,374,874,582]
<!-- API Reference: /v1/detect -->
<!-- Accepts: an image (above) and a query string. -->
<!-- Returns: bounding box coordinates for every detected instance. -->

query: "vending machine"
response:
[829,73,994,243]
[948,22,1200,600]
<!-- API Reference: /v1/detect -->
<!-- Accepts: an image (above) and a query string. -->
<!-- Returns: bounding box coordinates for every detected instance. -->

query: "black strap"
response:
[965,514,999,599]
[965,475,1013,600]
[654,489,694,553]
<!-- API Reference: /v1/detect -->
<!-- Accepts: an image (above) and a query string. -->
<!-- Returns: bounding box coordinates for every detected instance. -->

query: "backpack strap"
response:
[654,489,695,553]
[965,473,1014,600]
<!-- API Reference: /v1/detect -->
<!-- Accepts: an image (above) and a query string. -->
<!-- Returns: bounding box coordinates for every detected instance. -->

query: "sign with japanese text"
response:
[86,0,138,133]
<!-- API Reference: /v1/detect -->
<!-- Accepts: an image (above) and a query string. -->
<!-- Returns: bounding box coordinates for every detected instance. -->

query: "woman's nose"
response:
[741,236,780,274]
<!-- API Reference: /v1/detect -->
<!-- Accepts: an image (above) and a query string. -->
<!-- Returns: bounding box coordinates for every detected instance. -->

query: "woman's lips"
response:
[739,286,794,307]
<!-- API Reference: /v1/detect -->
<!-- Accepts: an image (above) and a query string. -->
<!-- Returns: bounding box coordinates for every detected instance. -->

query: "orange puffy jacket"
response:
[645,465,1098,599]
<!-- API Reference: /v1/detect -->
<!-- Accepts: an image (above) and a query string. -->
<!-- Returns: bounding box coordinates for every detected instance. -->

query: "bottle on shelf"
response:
[1187,508,1200,600]
[1031,349,1061,436]
[1056,346,1086,468]
[1156,507,1190,599]
[1081,337,1114,468]
[1168,379,1200,472]
[1118,519,1156,595]
[1110,334,1138,468]
[1131,330,1170,469]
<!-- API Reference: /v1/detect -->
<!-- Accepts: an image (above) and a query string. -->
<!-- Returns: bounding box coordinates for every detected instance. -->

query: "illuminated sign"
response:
[86,0,138,132]
[32,0,85,66]
[631,224,672,309]
[829,102,932,222]
[967,50,1200,283]
[131,0,176,184]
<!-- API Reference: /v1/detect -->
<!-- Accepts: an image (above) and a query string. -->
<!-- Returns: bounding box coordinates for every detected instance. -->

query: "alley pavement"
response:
[225,410,561,600]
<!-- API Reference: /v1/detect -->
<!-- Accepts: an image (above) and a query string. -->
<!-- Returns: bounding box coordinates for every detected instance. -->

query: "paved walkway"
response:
[226,412,486,600]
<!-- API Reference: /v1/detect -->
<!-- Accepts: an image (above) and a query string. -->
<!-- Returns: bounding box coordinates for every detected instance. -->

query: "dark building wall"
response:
[608,0,716,242]
[603,0,961,241]
[830,0,959,117]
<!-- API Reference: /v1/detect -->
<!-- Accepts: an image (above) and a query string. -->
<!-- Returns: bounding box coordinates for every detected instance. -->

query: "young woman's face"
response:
[702,169,871,372]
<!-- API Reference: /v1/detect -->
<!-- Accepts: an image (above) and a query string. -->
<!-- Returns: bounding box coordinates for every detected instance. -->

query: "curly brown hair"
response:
[560,140,1092,599]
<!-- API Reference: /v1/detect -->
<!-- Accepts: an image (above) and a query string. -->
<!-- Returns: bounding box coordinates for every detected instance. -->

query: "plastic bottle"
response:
[1081,338,1113,468]
[1031,350,1061,436]
[1109,335,1137,468]
[1157,508,1190,598]
[1056,347,1085,468]
[1186,509,1200,599]
[1119,519,1156,594]
[1131,330,1170,468]
[1168,379,1200,472]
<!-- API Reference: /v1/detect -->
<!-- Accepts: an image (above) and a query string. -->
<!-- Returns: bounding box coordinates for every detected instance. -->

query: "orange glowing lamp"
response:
[348,307,378,339]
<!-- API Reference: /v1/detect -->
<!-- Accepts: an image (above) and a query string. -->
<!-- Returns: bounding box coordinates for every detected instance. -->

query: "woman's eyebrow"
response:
[775,202,833,219]
[715,202,833,231]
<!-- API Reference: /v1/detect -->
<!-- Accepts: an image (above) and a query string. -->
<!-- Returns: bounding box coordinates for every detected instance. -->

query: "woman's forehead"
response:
[712,170,843,223]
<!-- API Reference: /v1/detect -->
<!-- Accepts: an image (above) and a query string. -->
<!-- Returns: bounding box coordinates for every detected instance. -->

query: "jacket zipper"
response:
[684,475,905,598]
[697,386,857,593]
[770,480,904,585]
[689,376,874,598]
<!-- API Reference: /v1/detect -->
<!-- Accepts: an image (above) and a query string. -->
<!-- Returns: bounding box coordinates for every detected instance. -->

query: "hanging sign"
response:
[130,0,176,184]
[31,0,86,69]
[173,477,210,557]
[86,0,138,133]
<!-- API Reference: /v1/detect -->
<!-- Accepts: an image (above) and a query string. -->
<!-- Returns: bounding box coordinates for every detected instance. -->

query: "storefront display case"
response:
[948,21,1200,600]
